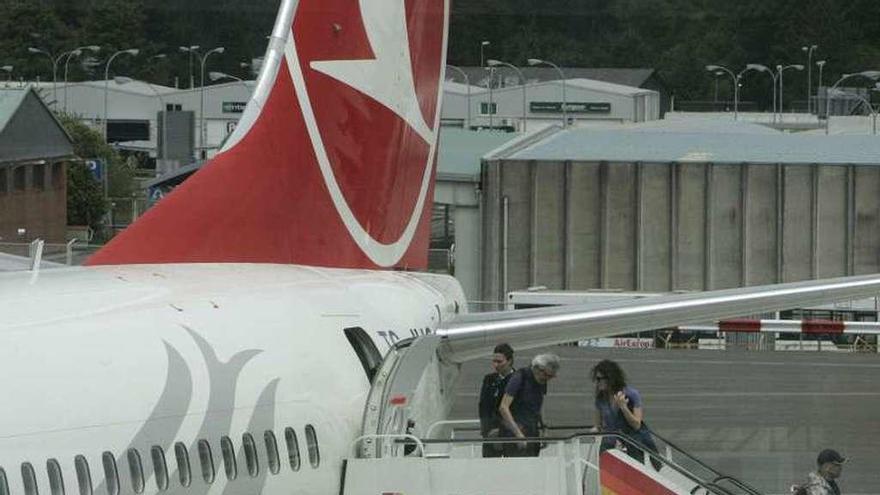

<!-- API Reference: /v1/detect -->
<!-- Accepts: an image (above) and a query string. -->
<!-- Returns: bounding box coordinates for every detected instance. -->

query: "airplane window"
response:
[126,449,144,494]
[74,456,92,495]
[0,468,8,495]
[263,431,281,475]
[101,452,119,495]
[305,425,320,468]
[150,447,169,491]
[283,428,301,471]
[242,434,259,478]
[196,440,215,484]
[21,462,38,495]
[46,459,64,495]
[219,436,237,481]
[173,443,192,487]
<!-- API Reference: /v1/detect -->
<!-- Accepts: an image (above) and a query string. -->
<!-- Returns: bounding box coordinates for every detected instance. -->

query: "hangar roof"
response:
[487,116,880,166]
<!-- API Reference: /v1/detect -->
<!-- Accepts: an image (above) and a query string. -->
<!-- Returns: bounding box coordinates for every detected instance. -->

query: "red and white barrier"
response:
[678,319,880,335]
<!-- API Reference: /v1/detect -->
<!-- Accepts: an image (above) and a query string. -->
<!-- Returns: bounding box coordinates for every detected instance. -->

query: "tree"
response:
[57,114,138,232]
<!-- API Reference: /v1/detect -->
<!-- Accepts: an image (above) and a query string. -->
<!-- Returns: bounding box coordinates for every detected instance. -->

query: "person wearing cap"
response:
[795,448,846,495]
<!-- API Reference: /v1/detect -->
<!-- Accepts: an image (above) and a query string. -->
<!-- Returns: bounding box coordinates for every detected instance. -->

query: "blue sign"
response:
[85,159,105,181]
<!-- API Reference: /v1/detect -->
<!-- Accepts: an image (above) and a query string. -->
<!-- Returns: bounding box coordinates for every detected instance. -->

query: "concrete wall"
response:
[482,160,880,301]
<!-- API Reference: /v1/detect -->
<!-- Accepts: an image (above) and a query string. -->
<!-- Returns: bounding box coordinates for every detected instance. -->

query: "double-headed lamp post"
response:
[802,44,818,113]
[528,58,566,126]
[103,48,140,140]
[825,71,880,134]
[27,47,56,103]
[64,45,101,113]
[746,64,778,122]
[705,65,756,120]
[445,65,471,128]
[179,45,200,89]
[488,59,527,132]
[776,64,804,117]
[199,47,225,159]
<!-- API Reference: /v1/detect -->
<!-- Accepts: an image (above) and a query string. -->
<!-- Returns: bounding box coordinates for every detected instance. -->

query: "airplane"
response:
[4,0,880,494]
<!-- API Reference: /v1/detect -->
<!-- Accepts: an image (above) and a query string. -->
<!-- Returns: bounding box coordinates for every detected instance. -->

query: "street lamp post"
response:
[103,48,140,140]
[179,45,200,89]
[63,45,101,113]
[488,59,527,132]
[199,47,225,159]
[27,47,56,104]
[816,60,827,115]
[529,58,567,126]
[705,65,755,120]
[825,71,880,134]
[480,41,490,69]
[746,64,778,123]
[802,44,818,113]
[777,64,804,118]
[446,65,471,128]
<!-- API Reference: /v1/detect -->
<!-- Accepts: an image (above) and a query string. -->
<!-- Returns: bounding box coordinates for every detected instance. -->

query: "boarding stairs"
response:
[345,336,764,495]
[341,422,764,495]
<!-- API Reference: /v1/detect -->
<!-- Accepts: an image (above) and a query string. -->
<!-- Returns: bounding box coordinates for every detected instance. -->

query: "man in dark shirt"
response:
[498,353,560,457]
[478,343,515,457]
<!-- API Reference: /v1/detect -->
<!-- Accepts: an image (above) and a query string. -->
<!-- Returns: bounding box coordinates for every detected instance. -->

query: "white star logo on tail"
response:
[286,0,449,266]
[309,0,434,143]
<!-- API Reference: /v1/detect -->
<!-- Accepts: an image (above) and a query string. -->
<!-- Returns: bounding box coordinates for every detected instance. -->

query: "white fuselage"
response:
[0,263,466,495]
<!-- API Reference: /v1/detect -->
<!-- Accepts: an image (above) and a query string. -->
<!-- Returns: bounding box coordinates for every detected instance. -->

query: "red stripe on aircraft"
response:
[600,452,678,495]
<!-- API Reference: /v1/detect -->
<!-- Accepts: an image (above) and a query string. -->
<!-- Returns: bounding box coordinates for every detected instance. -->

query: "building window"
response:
[0,168,7,194]
[264,431,280,475]
[32,164,45,191]
[242,434,259,478]
[74,456,92,495]
[220,437,237,481]
[101,452,119,495]
[47,459,64,495]
[21,462,38,495]
[480,102,497,115]
[197,440,215,484]
[283,428,301,472]
[173,443,192,487]
[126,449,144,494]
[305,425,320,469]
[13,166,26,191]
[150,447,169,491]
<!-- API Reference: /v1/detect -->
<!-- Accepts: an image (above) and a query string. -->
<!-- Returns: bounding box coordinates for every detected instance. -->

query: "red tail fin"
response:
[88,0,449,269]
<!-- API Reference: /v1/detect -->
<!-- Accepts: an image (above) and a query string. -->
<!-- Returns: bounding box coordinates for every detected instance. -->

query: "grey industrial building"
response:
[480,116,880,302]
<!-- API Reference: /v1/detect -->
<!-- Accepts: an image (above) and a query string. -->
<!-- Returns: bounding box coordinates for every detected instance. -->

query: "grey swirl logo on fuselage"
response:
[98,324,279,494]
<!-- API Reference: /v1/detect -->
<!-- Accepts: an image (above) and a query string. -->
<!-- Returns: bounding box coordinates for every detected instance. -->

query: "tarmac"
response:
[451,346,880,494]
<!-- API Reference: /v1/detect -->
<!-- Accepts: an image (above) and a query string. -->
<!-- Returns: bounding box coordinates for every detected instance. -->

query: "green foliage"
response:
[57,114,139,230]
[66,161,105,229]
[5,1,880,109]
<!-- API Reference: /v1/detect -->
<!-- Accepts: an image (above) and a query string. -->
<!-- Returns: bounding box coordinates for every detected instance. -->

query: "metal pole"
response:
[488,60,527,132]
[488,67,494,129]
[63,50,79,113]
[446,65,471,128]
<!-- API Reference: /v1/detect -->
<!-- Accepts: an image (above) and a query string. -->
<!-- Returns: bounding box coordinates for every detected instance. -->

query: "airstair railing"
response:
[436,422,763,495]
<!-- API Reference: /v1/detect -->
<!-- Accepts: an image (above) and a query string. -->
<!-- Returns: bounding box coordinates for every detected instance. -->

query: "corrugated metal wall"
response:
[481,160,880,302]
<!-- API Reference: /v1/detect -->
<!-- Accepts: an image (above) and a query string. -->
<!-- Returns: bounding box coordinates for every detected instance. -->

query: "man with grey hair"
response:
[498,353,560,457]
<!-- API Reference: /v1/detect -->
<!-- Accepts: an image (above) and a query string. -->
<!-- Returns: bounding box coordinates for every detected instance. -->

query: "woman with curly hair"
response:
[590,359,659,467]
